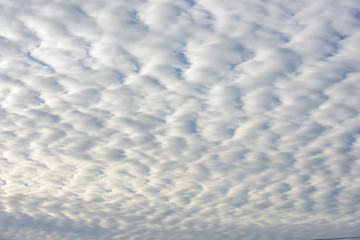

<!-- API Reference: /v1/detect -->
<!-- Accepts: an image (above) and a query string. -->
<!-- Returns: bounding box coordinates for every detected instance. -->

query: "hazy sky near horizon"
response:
[1,0,360,239]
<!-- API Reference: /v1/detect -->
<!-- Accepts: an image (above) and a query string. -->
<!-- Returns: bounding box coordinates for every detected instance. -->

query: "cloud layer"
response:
[1,0,360,239]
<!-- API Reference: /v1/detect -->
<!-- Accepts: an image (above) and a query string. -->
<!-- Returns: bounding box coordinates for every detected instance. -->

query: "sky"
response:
[0,0,360,239]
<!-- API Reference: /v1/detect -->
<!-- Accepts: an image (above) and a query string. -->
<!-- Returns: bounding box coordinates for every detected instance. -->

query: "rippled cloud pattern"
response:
[1,0,360,239]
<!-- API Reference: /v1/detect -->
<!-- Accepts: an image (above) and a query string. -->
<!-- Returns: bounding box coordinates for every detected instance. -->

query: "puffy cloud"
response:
[1,0,360,239]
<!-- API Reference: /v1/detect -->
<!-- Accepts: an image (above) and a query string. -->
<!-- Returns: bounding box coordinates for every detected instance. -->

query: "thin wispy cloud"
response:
[1,0,360,239]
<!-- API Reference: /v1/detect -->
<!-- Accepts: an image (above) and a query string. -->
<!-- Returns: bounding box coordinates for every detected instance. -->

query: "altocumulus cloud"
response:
[0,0,360,239]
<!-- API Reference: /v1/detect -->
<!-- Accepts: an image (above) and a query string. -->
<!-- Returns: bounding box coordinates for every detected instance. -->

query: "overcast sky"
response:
[1,0,360,239]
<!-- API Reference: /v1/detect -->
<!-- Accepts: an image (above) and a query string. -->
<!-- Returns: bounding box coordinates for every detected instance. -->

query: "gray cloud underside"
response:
[1,0,360,239]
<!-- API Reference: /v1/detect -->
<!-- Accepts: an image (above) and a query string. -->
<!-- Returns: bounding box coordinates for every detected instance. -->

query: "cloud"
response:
[1,0,360,239]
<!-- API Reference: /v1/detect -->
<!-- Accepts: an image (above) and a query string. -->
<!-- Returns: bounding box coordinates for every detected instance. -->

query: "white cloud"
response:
[1,0,360,239]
